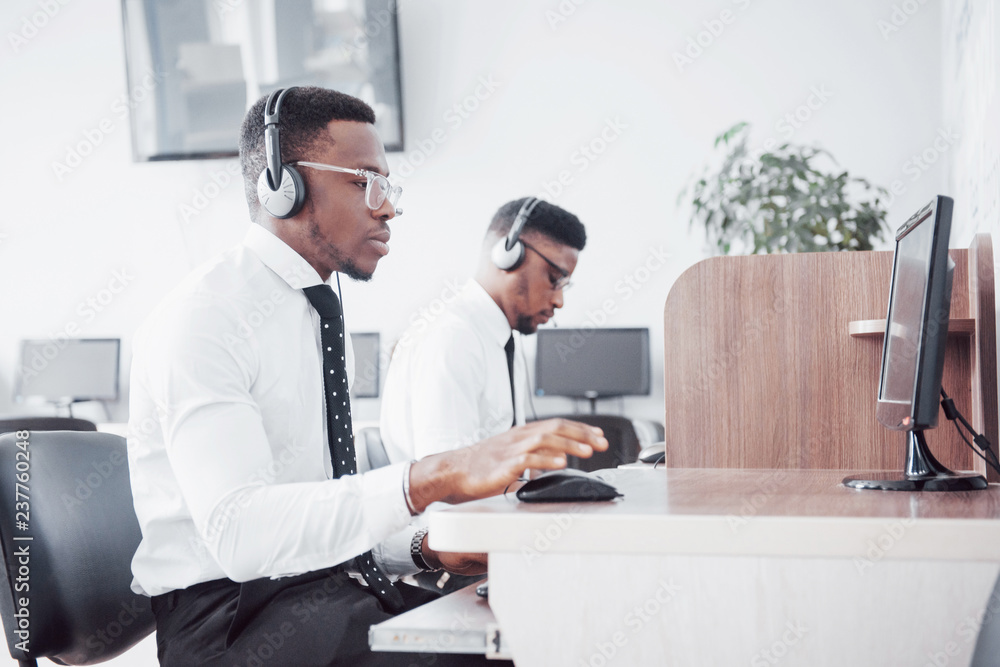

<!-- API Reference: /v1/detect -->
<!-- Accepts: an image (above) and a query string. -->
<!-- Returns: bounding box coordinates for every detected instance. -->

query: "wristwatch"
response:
[410,528,439,571]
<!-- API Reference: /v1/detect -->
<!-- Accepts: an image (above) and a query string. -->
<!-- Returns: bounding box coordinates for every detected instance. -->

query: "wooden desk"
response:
[428,467,1000,666]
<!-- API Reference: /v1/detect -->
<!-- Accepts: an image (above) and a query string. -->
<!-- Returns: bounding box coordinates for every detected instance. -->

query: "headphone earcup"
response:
[257,163,306,219]
[492,237,525,271]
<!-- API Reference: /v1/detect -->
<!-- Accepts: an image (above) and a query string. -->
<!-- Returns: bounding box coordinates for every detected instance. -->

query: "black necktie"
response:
[504,334,516,428]
[303,284,404,613]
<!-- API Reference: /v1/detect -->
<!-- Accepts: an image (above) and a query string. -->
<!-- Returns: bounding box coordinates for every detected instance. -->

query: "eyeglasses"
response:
[295,161,403,213]
[522,240,572,291]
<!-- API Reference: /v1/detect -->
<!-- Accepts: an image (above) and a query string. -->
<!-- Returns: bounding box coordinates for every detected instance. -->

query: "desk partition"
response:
[662,234,998,480]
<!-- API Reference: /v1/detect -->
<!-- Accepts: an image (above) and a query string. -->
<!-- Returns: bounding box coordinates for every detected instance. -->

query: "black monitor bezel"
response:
[14,337,122,404]
[534,327,651,399]
[875,195,954,431]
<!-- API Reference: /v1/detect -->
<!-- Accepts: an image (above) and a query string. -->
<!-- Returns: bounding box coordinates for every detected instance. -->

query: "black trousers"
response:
[151,568,513,666]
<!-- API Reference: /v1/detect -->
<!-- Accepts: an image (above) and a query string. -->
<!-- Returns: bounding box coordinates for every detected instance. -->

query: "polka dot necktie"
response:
[303,285,404,613]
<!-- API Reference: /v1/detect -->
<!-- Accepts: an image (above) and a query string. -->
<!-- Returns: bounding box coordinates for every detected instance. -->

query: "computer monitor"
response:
[534,328,650,412]
[350,332,381,399]
[843,196,987,491]
[14,338,121,406]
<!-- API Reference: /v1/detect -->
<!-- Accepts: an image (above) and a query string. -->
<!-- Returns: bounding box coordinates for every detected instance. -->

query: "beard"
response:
[337,259,373,282]
[514,314,538,335]
[306,218,374,282]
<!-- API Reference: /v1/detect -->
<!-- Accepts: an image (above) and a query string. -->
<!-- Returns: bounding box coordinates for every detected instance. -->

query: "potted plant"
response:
[681,122,890,255]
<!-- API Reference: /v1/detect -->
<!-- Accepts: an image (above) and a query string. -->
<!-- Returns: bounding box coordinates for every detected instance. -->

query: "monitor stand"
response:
[842,430,988,491]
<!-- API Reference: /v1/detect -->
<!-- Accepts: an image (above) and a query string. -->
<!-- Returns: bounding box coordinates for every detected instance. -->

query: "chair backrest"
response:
[0,418,97,437]
[544,415,641,472]
[0,430,154,666]
[358,426,391,470]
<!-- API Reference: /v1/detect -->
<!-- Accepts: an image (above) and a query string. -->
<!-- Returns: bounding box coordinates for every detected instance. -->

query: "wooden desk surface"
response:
[428,467,1000,560]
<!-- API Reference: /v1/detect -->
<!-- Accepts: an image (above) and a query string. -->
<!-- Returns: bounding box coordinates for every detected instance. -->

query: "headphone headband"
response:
[257,87,306,218]
[492,196,543,271]
[263,88,295,191]
[505,197,541,251]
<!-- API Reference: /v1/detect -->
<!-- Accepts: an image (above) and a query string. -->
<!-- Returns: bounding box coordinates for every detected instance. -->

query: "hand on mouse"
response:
[408,418,608,511]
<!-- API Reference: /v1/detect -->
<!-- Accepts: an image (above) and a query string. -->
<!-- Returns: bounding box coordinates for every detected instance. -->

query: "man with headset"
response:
[380,197,586,462]
[378,197,585,592]
[127,86,606,666]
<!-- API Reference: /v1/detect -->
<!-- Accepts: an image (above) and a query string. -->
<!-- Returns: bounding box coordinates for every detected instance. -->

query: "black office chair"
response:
[0,418,97,437]
[543,415,642,472]
[0,431,154,666]
[357,426,390,470]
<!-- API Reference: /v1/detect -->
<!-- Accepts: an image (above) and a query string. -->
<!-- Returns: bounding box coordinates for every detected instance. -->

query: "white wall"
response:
[943,0,1000,463]
[0,0,946,430]
[0,1,963,665]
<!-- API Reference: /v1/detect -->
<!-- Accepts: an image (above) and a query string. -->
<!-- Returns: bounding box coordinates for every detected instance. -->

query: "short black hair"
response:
[486,198,587,251]
[239,86,376,218]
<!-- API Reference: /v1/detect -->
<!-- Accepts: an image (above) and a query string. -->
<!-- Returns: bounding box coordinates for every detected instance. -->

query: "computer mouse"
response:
[516,468,623,503]
[638,442,666,464]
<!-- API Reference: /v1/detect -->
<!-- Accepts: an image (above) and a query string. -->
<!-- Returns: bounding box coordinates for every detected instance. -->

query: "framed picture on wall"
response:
[120,0,404,161]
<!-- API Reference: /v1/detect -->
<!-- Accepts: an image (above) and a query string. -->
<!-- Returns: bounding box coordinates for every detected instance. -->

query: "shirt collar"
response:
[466,279,514,347]
[243,223,326,289]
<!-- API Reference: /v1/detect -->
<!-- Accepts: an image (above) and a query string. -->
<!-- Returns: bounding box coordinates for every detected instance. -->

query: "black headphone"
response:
[256,87,307,219]
[491,197,542,271]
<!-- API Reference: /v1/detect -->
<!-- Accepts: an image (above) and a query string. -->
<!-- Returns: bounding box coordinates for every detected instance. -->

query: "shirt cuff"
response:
[372,523,425,578]
[360,461,415,543]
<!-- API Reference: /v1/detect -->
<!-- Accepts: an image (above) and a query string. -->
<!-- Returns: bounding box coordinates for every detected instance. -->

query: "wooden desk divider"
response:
[663,234,998,481]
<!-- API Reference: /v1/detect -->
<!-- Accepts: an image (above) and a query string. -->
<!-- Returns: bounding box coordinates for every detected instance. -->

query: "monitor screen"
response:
[876,196,954,431]
[534,328,650,398]
[350,332,381,399]
[15,338,121,404]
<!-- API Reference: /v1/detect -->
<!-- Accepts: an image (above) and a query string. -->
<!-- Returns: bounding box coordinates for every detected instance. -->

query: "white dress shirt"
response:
[128,223,418,597]
[380,279,526,464]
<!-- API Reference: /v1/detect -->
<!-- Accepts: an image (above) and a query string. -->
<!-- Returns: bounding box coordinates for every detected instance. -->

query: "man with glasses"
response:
[127,88,605,666]
[380,196,586,469]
